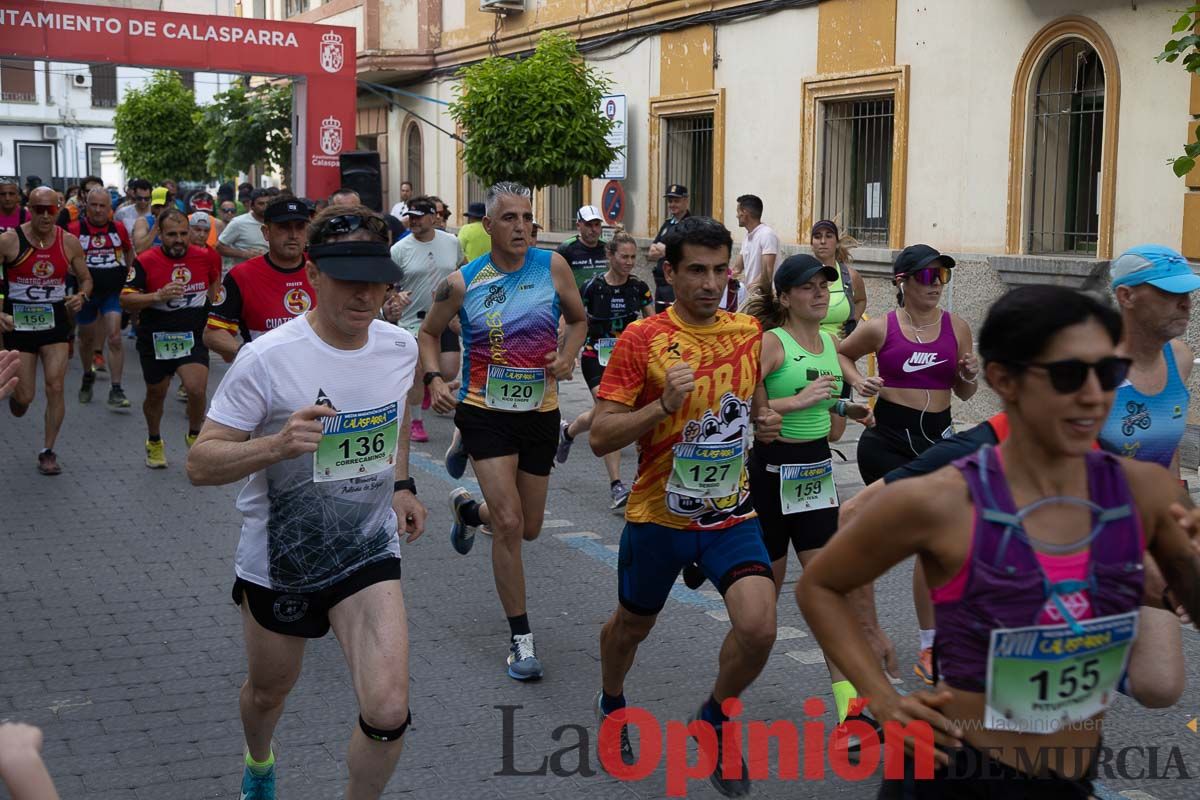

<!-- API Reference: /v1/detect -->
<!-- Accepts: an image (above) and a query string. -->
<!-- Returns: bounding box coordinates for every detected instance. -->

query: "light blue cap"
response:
[1110,244,1200,294]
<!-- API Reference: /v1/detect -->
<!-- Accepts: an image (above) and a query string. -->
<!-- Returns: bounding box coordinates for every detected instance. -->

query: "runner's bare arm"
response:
[132,217,155,253]
[837,316,886,395]
[203,327,242,363]
[750,383,782,442]
[0,349,19,399]
[64,234,91,312]
[850,266,867,321]
[120,279,182,312]
[0,229,17,263]
[951,315,979,401]
[590,397,670,456]
[187,406,335,486]
[418,273,465,413]
[592,360,695,455]
[798,472,966,760]
[1128,460,1200,626]
[549,252,586,375]
[392,405,426,542]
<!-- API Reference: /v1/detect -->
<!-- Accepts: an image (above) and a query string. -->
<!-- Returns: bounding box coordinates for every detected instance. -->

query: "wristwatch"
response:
[393,478,416,494]
[422,371,443,386]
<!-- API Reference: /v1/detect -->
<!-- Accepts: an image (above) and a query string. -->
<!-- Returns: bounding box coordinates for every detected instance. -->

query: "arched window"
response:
[1027,39,1104,255]
[405,122,422,194]
[1007,17,1120,258]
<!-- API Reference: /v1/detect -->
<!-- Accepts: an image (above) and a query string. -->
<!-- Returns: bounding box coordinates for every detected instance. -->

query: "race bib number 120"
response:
[484,365,546,411]
[313,402,399,483]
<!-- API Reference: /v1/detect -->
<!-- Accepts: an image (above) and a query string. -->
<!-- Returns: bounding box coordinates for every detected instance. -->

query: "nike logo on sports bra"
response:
[901,353,948,373]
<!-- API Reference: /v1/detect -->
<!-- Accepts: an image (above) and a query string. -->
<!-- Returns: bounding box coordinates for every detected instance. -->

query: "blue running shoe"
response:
[449,487,476,555]
[594,690,636,767]
[240,761,276,800]
[445,430,468,479]
[507,633,544,681]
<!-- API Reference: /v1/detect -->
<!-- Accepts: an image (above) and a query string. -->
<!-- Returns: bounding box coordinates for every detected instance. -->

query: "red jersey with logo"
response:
[4,226,71,306]
[124,244,220,335]
[69,218,132,295]
[206,254,314,341]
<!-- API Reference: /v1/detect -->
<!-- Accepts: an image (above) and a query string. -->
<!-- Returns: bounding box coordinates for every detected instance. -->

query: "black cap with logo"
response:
[264,198,310,224]
[465,201,486,219]
[664,184,688,198]
[309,240,402,283]
[773,254,839,293]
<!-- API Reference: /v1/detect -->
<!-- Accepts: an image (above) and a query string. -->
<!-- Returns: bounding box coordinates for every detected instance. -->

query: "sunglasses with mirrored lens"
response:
[904,266,952,286]
[219,206,236,213]
[313,213,388,243]
[1018,356,1131,393]
[30,204,59,215]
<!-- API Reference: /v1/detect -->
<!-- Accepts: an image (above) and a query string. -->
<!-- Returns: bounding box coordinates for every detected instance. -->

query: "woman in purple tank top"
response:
[800,287,1200,798]
[838,244,979,682]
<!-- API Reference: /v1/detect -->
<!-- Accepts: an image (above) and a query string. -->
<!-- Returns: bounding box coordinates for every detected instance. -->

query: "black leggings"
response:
[856,398,952,485]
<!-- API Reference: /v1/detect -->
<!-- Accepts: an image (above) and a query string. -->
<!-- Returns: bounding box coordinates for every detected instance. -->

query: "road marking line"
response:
[777,626,808,640]
[541,519,575,529]
[786,649,825,665]
[604,544,620,552]
[1117,791,1161,800]
[706,610,730,622]
[553,531,599,540]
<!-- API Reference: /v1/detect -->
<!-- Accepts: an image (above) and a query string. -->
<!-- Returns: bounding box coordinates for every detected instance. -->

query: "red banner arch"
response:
[0,0,355,199]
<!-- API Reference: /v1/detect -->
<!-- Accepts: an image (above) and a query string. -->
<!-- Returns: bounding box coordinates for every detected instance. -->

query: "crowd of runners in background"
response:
[2,174,1200,800]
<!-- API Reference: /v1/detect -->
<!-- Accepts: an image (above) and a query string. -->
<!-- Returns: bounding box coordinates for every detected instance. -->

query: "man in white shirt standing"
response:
[217,189,271,269]
[388,181,413,225]
[731,193,779,289]
[390,196,466,443]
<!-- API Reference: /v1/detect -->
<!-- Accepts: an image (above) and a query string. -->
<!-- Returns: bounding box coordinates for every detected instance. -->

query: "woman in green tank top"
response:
[744,253,874,734]
[811,220,866,443]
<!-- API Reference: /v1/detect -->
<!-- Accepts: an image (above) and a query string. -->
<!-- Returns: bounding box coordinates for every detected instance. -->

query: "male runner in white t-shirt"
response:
[187,207,425,800]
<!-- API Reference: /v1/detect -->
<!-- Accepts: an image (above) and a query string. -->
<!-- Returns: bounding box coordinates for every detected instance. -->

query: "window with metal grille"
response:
[465,173,486,213]
[284,0,310,17]
[1026,39,1104,256]
[90,64,117,108]
[546,178,583,232]
[0,59,36,103]
[818,96,893,247]
[405,124,422,194]
[663,114,713,217]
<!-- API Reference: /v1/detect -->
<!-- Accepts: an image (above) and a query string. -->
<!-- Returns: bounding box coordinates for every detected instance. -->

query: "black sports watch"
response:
[422,371,443,386]
[393,478,416,494]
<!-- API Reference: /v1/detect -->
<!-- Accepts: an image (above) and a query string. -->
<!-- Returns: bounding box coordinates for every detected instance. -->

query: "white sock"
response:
[919,629,936,651]
[409,403,423,422]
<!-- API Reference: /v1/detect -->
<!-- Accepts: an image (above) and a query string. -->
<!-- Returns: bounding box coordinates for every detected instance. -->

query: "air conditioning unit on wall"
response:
[71,73,91,89]
[480,0,524,13]
[42,125,62,140]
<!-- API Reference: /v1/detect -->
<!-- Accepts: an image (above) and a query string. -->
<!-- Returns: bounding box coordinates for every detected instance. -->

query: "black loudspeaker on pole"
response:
[338,151,383,212]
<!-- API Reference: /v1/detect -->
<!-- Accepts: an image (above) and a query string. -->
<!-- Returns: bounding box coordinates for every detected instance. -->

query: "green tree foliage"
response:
[112,71,207,183]
[449,31,620,190]
[202,81,293,184]
[1157,5,1200,176]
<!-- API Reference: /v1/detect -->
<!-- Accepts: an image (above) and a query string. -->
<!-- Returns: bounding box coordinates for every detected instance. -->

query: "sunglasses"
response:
[1015,356,1131,393]
[902,266,952,286]
[311,213,389,244]
[30,204,59,215]
[219,206,236,213]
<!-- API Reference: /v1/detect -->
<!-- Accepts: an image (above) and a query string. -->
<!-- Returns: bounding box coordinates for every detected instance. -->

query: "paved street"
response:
[2,338,1200,799]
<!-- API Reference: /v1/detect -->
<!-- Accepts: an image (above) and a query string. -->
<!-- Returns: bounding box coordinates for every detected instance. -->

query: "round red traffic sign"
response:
[601,180,625,225]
